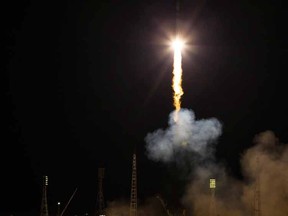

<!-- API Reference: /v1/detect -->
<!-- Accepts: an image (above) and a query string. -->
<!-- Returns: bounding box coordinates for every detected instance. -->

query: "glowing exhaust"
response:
[172,37,184,122]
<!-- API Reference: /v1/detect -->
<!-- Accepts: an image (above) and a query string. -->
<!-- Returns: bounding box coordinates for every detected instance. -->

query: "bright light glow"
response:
[172,37,184,122]
[58,202,61,205]
[210,179,216,188]
[45,176,48,185]
[172,38,185,51]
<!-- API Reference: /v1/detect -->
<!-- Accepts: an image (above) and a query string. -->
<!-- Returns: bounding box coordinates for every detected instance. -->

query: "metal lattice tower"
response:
[40,176,49,216]
[96,168,105,216]
[209,178,216,216]
[254,156,261,216]
[130,153,137,216]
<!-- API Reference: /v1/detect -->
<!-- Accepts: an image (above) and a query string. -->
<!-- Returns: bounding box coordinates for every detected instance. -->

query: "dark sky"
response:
[2,0,287,215]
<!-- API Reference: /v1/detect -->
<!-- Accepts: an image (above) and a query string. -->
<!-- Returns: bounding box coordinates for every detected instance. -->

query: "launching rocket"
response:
[175,0,182,36]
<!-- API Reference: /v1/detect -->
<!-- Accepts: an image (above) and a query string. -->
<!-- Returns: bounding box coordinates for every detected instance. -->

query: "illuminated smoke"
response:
[105,197,167,216]
[109,132,288,215]
[181,130,288,216]
[145,108,222,162]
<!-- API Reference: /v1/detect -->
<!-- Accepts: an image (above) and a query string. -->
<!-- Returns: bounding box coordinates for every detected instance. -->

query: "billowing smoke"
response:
[181,130,288,216]
[145,108,222,162]
[106,129,288,216]
[105,197,168,216]
[144,106,288,215]
[240,130,288,216]
[105,200,130,216]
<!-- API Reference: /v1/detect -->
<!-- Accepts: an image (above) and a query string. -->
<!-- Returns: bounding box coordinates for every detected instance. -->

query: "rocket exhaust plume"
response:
[172,37,184,122]
[145,36,222,162]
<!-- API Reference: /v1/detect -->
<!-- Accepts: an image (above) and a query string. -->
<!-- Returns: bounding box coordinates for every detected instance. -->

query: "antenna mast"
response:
[130,153,137,216]
[96,168,105,216]
[254,156,261,216]
[40,175,49,216]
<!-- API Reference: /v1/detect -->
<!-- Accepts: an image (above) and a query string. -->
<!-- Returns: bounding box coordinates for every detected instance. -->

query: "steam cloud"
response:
[105,198,166,216]
[143,106,288,215]
[106,108,288,216]
[181,130,288,216]
[145,108,222,162]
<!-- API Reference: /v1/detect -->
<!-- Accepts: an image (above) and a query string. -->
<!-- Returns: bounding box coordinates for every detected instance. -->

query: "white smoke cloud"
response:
[145,108,222,162]
[144,106,288,216]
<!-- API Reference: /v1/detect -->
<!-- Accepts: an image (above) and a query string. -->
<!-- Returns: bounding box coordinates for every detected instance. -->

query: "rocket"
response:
[175,0,182,36]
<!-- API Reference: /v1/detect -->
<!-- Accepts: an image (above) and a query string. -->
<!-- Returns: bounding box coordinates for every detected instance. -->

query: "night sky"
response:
[2,0,288,215]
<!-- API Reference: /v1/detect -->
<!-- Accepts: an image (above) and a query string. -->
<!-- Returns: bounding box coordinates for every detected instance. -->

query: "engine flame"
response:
[172,38,184,122]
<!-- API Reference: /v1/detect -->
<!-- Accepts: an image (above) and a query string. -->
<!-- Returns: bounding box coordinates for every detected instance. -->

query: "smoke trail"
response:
[145,108,222,162]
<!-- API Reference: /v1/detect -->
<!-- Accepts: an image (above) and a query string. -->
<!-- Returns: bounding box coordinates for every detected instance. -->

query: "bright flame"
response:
[172,39,184,51]
[172,38,184,121]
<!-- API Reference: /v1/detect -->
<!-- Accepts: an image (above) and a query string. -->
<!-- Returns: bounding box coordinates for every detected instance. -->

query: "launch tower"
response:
[209,178,216,216]
[96,168,105,216]
[40,175,49,216]
[130,153,137,216]
[254,157,261,216]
